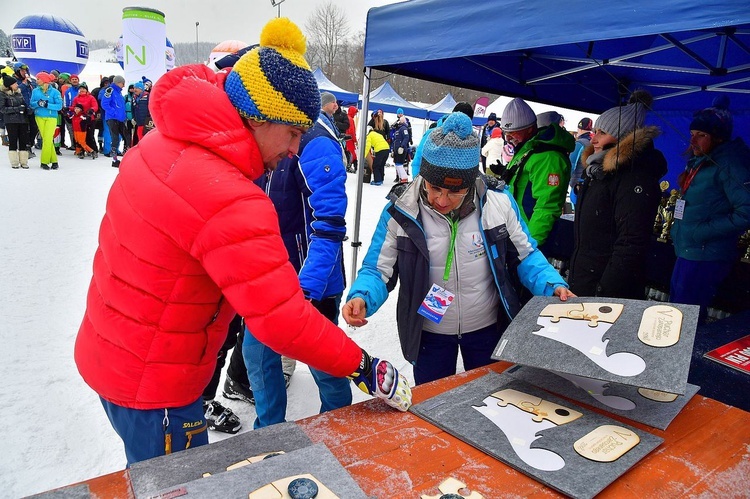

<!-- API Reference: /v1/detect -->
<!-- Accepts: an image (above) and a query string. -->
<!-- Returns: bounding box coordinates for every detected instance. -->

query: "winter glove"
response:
[37,100,47,108]
[348,349,412,412]
[397,147,404,155]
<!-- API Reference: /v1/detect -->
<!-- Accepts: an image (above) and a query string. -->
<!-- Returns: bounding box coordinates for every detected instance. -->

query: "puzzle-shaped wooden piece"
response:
[420,477,484,499]
[248,473,338,499]
[226,451,286,471]
[540,303,624,327]
[491,388,583,425]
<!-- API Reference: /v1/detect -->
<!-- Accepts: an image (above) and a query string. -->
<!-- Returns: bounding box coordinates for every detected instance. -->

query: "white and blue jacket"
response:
[347,176,568,362]
[257,113,348,301]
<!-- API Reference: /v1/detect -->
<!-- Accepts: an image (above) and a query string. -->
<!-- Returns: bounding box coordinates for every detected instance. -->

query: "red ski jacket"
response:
[74,64,361,410]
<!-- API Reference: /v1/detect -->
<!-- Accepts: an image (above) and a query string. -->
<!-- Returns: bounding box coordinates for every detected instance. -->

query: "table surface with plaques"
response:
[43,362,749,498]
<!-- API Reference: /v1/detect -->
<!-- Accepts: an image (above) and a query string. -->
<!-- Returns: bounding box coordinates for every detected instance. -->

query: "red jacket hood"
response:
[347,106,358,118]
[150,64,264,181]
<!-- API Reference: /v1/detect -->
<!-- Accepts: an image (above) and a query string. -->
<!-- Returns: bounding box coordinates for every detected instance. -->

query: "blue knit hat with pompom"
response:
[419,112,480,190]
[224,18,320,128]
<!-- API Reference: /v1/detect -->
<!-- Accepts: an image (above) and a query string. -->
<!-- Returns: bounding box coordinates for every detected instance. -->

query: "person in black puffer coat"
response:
[569,90,667,299]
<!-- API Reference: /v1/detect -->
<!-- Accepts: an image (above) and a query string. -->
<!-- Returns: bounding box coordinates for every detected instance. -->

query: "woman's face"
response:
[591,129,617,153]
[689,130,716,156]
[423,180,469,215]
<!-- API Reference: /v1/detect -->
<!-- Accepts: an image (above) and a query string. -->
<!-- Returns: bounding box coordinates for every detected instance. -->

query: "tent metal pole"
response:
[350,67,373,284]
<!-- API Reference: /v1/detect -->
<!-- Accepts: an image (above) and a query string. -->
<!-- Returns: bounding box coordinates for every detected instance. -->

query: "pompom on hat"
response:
[419,112,480,190]
[225,17,320,128]
[595,89,652,140]
[689,95,733,142]
[502,98,537,132]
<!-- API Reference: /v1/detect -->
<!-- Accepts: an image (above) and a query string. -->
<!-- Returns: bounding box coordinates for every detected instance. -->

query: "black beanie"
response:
[2,74,17,88]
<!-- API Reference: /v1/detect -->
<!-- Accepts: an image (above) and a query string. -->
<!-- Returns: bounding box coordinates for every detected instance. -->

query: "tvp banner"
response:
[122,7,166,85]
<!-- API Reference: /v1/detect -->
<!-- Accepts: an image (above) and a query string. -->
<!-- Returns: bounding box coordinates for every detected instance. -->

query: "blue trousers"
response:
[100,397,207,467]
[101,117,111,155]
[670,257,733,324]
[413,324,500,385]
[243,295,352,429]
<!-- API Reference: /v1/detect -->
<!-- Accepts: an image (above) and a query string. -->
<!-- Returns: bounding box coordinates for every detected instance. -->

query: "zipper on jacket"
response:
[477,192,512,319]
[163,409,172,455]
[295,233,305,267]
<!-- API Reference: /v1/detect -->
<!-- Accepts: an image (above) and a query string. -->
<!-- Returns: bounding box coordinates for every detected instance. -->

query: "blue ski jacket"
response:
[257,113,348,301]
[347,176,568,362]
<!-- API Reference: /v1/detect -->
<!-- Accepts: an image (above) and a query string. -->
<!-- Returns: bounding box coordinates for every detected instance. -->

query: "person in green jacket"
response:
[493,98,575,246]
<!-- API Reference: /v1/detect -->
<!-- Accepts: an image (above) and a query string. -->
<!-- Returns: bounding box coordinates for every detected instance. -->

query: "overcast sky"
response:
[2,0,403,44]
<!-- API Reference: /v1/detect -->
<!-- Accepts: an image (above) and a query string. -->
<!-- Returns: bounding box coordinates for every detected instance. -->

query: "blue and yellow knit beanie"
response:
[419,112,480,190]
[225,18,320,128]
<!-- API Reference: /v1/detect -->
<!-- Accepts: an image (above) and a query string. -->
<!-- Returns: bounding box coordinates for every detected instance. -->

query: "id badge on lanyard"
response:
[418,283,455,324]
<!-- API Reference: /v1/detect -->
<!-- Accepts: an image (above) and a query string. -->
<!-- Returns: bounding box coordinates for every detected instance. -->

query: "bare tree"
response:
[305,1,350,78]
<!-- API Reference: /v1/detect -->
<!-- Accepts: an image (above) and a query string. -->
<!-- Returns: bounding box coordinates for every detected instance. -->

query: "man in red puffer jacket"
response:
[74,18,412,466]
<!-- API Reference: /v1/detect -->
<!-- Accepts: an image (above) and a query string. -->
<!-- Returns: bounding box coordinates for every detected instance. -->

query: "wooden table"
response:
[47,362,749,498]
[298,362,749,498]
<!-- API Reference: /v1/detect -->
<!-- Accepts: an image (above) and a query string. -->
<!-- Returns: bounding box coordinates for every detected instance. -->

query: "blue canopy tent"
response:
[365,81,428,119]
[312,68,359,105]
[349,0,750,278]
[426,92,486,126]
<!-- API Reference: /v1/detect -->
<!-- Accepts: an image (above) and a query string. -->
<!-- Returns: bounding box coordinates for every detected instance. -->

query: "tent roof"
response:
[363,0,750,114]
[425,92,487,125]
[367,81,427,118]
[312,68,359,105]
[426,92,457,114]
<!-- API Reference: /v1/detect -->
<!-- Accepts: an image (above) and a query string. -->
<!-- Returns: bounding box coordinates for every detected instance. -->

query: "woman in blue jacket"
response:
[342,113,574,384]
[30,72,63,169]
[670,96,750,322]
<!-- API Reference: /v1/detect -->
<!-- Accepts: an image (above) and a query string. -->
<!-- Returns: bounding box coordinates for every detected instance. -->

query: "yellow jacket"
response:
[365,129,390,155]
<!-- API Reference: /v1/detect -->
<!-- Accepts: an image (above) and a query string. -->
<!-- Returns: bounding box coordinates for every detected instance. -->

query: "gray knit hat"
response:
[419,112,480,190]
[595,90,653,140]
[113,75,126,85]
[501,98,537,132]
[320,91,336,107]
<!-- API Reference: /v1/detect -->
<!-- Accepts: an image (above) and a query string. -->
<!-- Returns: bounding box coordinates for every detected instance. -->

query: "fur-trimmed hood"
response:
[583,125,662,172]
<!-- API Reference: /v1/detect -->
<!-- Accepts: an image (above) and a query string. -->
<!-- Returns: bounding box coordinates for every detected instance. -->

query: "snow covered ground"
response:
[0,137,420,497]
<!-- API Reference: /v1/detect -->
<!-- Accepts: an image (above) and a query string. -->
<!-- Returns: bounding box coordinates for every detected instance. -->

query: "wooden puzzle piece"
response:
[247,473,339,499]
[226,451,286,471]
[420,477,484,499]
[638,305,682,347]
[491,388,583,425]
[574,425,640,462]
[637,388,679,402]
[541,303,624,327]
